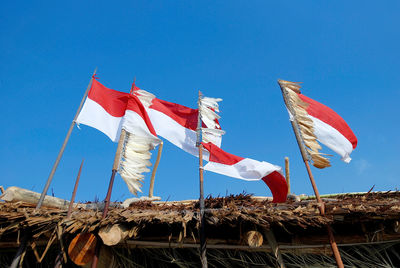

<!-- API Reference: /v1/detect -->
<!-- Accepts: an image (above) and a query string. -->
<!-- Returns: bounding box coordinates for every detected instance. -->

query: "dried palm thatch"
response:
[1,241,397,268]
[1,192,400,242]
[0,192,400,266]
[106,242,400,268]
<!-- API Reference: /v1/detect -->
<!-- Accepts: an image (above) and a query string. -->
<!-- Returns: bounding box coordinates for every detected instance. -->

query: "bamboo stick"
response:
[36,69,97,210]
[54,159,84,267]
[149,141,163,198]
[9,233,28,268]
[91,129,126,268]
[265,229,286,268]
[285,157,290,194]
[197,90,208,268]
[67,159,84,218]
[278,80,344,268]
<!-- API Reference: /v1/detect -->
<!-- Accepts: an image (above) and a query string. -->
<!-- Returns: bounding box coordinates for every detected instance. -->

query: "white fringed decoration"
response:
[119,133,156,195]
[118,89,159,195]
[135,89,155,108]
[199,96,225,146]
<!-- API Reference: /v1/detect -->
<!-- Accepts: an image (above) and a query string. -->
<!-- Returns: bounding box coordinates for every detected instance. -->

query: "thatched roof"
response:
[1,192,400,246]
[1,192,400,267]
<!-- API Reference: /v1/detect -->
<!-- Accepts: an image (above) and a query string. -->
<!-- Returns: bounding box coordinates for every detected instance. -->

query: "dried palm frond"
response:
[279,80,331,169]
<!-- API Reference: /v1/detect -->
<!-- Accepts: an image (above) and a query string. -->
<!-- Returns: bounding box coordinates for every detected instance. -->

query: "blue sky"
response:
[1,1,399,202]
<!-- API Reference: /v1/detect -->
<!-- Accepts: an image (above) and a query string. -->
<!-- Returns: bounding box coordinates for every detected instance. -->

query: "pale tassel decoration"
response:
[199,96,225,146]
[281,80,331,169]
[119,133,155,195]
[135,89,156,109]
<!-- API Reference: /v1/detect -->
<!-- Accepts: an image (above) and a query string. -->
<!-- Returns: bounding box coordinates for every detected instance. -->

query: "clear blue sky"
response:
[1,1,399,202]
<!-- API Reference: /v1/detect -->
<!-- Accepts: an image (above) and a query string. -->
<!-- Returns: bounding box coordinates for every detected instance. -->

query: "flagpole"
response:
[149,141,163,198]
[196,91,208,268]
[36,68,97,210]
[91,129,127,268]
[278,80,344,268]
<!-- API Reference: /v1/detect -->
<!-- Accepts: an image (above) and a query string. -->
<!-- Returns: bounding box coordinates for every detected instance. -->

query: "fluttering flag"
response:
[76,79,161,195]
[279,80,357,168]
[134,88,225,157]
[202,142,288,203]
[76,79,129,142]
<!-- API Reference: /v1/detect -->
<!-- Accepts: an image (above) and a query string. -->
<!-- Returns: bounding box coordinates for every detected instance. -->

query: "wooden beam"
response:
[0,186,82,210]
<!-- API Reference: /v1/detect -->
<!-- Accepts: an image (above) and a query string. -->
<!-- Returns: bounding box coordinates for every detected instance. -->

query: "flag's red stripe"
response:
[126,95,157,136]
[201,142,244,165]
[261,171,288,203]
[298,93,357,149]
[150,98,198,131]
[88,79,129,117]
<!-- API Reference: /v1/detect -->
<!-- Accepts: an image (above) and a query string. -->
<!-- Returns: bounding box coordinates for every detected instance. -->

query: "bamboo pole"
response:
[91,129,126,268]
[196,91,208,268]
[54,159,84,267]
[67,159,84,217]
[149,141,163,198]
[9,233,29,268]
[284,157,290,194]
[265,230,286,268]
[36,69,97,210]
[13,70,95,268]
[278,80,344,268]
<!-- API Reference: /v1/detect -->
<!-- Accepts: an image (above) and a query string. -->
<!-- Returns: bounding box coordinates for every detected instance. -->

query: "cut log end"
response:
[98,224,129,246]
[243,231,263,248]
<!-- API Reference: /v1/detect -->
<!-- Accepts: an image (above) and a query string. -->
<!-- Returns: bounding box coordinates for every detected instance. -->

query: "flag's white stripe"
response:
[204,158,282,181]
[76,98,123,142]
[122,110,161,147]
[310,115,353,163]
[147,108,211,158]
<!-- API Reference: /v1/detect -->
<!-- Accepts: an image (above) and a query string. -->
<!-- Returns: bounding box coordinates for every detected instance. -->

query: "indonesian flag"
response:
[76,79,161,195]
[134,89,224,157]
[202,142,288,203]
[279,80,357,168]
[76,79,159,146]
[148,98,201,156]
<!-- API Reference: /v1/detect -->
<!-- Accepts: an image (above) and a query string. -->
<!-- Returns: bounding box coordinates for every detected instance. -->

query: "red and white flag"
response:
[76,79,161,195]
[134,89,224,157]
[202,142,288,203]
[76,79,159,146]
[279,80,357,168]
[76,79,128,142]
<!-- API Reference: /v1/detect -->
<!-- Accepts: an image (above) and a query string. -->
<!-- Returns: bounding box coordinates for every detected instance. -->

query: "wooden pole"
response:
[196,91,208,268]
[284,157,290,194]
[54,159,85,267]
[67,159,84,218]
[36,69,97,210]
[265,229,286,268]
[9,233,29,268]
[278,80,344,268]
[149,141,163,198]
[91,129,126,268]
